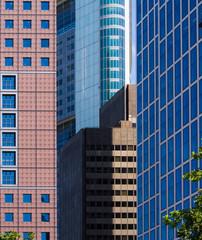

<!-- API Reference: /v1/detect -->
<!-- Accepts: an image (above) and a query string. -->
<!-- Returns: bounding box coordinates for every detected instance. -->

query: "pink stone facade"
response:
[0,0,57,239]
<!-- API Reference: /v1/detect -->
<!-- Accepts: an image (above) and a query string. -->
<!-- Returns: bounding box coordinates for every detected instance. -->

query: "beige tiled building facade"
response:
[0,1,57,239]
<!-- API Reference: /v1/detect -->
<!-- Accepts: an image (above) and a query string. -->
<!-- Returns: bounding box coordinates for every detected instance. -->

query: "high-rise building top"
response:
[0,0,57,238]
[136,0,202,239]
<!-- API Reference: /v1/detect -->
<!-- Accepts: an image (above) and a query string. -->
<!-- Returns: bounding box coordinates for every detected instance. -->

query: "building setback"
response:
[59,85,137,240]
[0,0,57,238]
[136,0,202,239]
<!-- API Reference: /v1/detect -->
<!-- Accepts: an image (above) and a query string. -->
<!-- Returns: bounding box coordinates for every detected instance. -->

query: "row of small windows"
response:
[86,178,136,185]
[100,28,125,37]
[4,213,50,222]
[86,167,136,174]
[86,224,136,230]
[4,58,49,67]
[100,17,125,27]
[86,200,135,208]
[5,20,50,29]
[5,39,49,48]
[5,194,49,203]
[100,37,125,48]
[5,1,49,10]
[100,0,125,5]
[100,7,125,17]
[86,190,136,196]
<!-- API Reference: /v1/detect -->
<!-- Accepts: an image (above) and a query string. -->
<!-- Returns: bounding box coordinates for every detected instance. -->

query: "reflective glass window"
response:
[138,207,143,234]
[160,74,166,107]
[149,41,154,72]
[175,61,181,96]
[2,133,15,146]
[149,0,153,10]
[161,143,166,176]
[190,11,196,47]
[137,84,142,114]
[168,173,174,206]
[149,73,154,103]
[41,58,49,66]
[5,1,13,10]
[149,11,154,41]
[41,213,50,222]
[183,126,189,162]
[200,80,202,113]
[168,103,173,136]
[23,194,31,203]
[156,100,159,130]
[144,141,148,170]
[168,138,174,171]
[137,54,142,83]
[137,115,142,144]
[143,110,148,139]
[41,233,50,240]
[5,39,13,47]
[168,208,174,239]
[160,40,165,74]
[160,108,166,141]
[182,0,188,19]
[41,1,49,10]
[137,0,141,23]
[199,5,202,39]
[150,167,155,196]
[150,136,155,165]
[167,68,173,102]
[191,84,197,120]
[2,114,15,128]
[2,152,15,165]
[150,200,155,229]
[174,0,180,26]
[176,168,182,202]
[183,90,189,125]
[156,68,159,97]
[144,171,148,200]
[150,104,155,134]
[138,145,142,174]
[160,7,165,40]
[23,213,31,222]
[143,78,148,108]
[23,39,31,48]
[23,1,31,10]
[5,20,13,29]
[2,95,15,109]
[155,6,158,35]
[167,33,173,67]
[157,196,159,224]
[175,96,181,131]
[191,121,198,153]
[5,57,13,66]
[191,47,197,83]
[184,199,190,210]
[156,132,159,162]
[144,203,149,231]
[175,132,181,167]
[5,213,13,222]
[183,163,190,198]
[167,0,172,33]
[2,171,16,184]
[192,159,198,193]
[161,177,167,210]
[182,19,188,54]
[143,17,148,47]
[190,0,196,10]
[23,20,31,29]
[41,20,49,29]
[2,76,15,89]
[41,194,49,203]
[5,194,13,203]
[23,57,31,66]
[137,24,141,53]
[143,0,147,17]
[156,164,159,194]
[200,43,202,77]
[41,39,49,48]
[183,54,189,89]
[175,26,181,61]
[143,48,148,78]
[138,176,142,204]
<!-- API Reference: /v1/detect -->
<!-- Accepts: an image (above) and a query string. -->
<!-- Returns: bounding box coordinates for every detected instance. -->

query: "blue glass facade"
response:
[137,0,202,239]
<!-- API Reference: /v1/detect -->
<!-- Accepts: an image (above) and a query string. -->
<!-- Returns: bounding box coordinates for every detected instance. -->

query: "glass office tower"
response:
[136,0,202,239]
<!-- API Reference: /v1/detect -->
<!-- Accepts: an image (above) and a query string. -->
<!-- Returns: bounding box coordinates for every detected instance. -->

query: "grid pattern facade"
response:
[136,0,202,239]
[0,0,57,238]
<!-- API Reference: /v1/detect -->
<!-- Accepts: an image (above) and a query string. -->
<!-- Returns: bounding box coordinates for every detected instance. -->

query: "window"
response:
[143,78,148,108]
[190,11,196,47]
[144,171,148,201]
[160,40,165,74]
[160,74,166,107]
[168,173,174,206]
[183,90,189,126]
[182,19,188,54]
[23,20,31,28]
[191,121,198,154]
[138,145,142,174]
[143,48,148,78]
[137,24,141,53]
[23,57,31,66]
[150,73,154,103]
[41,20,49,29]
[176,168,182,202]
[41,39,49,48]
[138,207,143,234]
[143,110,148,139]
[167,33,173,67]
[2,152,15,165]
[160,108,166,142]
[167,0,172,33]
[5,194,13,203]
[5,57,13,66]
[5,1,13,10]
[2,114,16,128]
[175,132,181,166]
[150,199,155,229]
[175,61,181,96]
[2,133,16,146]
[183,54,189,89]
[183,163,190,198]
[41,58,49,66]
[161,177,167,210]
[191,84,197,120]
[5,20,13,28]
[23,233,30,239]
[168,103,173,136]
[182,0,188,19]
[144,203,149,232]
[23,1,31,10]
[137,54,142,83]
[23,213,31,222]
[2,95,16,109]
[160,6,165,40]
[41,233,50,240]
[150,104,155,134]
[167,68,173,102]
[41,194,49,203]
[5,213,13,222]
[175,26,181,61]
[149,11,154,41]
[5,39,13,47]
[175,97,181,131]
[143,17,148,47]
[137,115,142,144]
[143,0,147,17]
[41,1,49,10]
[2,76,16,89]
[41,213,50,222]
[2,171,16,185]
[23,39,31,48]
[161,143,166,176]
[191,47,197,83]
[168,138,174,171]
[138,176,142,204]
[150,167,155,196]
[174,0,180,26]
[137,84,142,114]
[144,141,148,170]
[23,194,31,203]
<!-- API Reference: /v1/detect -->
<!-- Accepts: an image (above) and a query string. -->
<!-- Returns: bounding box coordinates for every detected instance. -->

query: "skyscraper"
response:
[136,0,202,239]
[0,0,57,238]
[57,0,132,144]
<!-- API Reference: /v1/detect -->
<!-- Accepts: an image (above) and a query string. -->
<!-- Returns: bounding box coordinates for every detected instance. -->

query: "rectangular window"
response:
[144,203,149,232]
[160,109,166,142]
[183,163,190,198]
[143,17,148,47]
[23,233,30,239]
[41,194,49,203]
[5,194,13,203]
[41,39,49,48]
[175,61,181,96]
[175,26,181,61]
[143,110,148,139]
[200,80,202,114]
[137,0,141,23]
[191,121,198,154]
[138,176,142,204]
[5,57,13,66]
[137,54,142,83]
[191,84,197,120]
[144,171,148,201]
[191,47,197,83]
[168,173,174,206]
[168,103,173,136]
[41,1,49,10]
[2,133,16,147]
[23,57,31,66]
[175,96,181,131]
[150,167,155,197]
[23,1,31,10]
[183,54,189,89]
[41,233,50,240]
[190,11,196,47]
[161,143,166,176]
[2,152,15,165]
[2,76,16,89]
[144,141,148,170]
[143,0,147,17]
[182,0,188,19]
[149,41,154,72]
[23,194,31,203]
[143,78,148,108]
[5,39,13,47]
[174,0,180,25]
[200,43,202,77]
[2,95,16,109]
[156,164,159,194]
[149,11,154,41]
[176,168,182,202]
[41,58,49,66]
[160,41,165,74]
[137,115,142,144]
[138,207,143,234]
[167,33,173,68]
[182,19,188,54]
[5,1,13,10]
[160,6,165,40]
[183,126,189,162]
[167,68,173,102]
[175,132,181,166]
[23,20,31,29]
[143,48,148,78]
[149,73,154,103]
[183,90,189,125]
[167,0,172,33]
[137,84,142,114]
[160,74,166,108]
[5,20,13,29]
[2,114,15,128]
[150,199,155,228]
[5,213,13,222]
[150,104,155,134]
[23,213,31,222]
[168,138,174,171]
[23,39,31,48]
[192,159,198,193]
[41,213,50,222]
[2,171,16,184]
[41,20,49,29]
[156,100,159,130]
[161,177,167,210]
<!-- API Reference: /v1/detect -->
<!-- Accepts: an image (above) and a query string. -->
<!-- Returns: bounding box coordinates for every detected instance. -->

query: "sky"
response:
[131,0,136,84]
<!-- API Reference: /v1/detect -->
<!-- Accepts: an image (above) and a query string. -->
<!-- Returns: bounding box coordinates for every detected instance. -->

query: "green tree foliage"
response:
[0,231,34,240]
[163,146,202,239]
